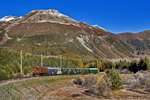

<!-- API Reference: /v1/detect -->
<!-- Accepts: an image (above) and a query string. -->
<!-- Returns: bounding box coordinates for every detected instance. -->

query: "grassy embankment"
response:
[0,76,75,100]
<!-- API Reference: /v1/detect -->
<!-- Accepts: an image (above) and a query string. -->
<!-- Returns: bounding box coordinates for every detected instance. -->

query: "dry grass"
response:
[1,74,150,100]
[0,76,74,100]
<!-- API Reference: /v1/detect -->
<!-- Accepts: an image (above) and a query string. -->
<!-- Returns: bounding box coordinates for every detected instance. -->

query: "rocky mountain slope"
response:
[0,9,149,58]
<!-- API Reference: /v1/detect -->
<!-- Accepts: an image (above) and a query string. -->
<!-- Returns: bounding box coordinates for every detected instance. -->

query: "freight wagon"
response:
[32,67,98,76]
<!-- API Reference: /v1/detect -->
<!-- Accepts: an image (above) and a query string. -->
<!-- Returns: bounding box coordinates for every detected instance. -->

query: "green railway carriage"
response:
[61,68,98,75]
[89,68,98,74]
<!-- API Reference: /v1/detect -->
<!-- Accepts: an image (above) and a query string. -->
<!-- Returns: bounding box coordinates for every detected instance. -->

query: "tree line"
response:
[97,58,150,73]
[0,49,150,80]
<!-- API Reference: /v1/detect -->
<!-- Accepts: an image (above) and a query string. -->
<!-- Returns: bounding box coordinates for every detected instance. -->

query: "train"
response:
[32,66,98,76]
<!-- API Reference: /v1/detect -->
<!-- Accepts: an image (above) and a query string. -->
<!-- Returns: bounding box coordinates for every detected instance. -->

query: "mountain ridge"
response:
[0,9,149,58]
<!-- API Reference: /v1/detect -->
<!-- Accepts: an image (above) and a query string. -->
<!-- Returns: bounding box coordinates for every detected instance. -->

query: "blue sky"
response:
[0,0,150,33]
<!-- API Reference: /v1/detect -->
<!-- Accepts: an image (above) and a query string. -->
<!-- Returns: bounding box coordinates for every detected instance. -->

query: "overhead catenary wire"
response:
[3,23,99,70]
[10,24,30,51]
[9,24,30,76]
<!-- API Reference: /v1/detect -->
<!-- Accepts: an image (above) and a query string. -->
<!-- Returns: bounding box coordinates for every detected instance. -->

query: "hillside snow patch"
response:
[76,36,93,52]
[0,16,16,22]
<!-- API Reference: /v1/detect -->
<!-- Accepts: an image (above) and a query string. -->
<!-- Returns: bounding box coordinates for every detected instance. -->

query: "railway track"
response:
[0,75,74,86]
[0,76,40,86]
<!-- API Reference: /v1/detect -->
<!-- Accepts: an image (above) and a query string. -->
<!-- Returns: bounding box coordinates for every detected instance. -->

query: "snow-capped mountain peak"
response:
[24,9,78,24]
[30,9,65,17]
[0,16,17,22]
[92,25,107,31]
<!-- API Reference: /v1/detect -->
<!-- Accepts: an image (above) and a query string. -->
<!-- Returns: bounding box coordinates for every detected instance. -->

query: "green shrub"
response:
[138,57,150,71]
[0,70,9,80]
[107,69,122,90]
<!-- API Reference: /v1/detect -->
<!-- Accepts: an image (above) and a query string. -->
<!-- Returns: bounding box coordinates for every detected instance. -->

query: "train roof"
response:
[35,67,98,70]
[61,68,98,70]
[47,67,61,69]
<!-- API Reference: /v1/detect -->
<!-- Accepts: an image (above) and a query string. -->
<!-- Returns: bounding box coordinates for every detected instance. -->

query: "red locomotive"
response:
[32,67,48,76]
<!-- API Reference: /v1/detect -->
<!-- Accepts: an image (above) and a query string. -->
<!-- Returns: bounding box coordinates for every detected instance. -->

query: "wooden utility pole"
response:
[41,54,43,67]
[60,56,62,68]
[96,59,99,73]
[20,50,23,76]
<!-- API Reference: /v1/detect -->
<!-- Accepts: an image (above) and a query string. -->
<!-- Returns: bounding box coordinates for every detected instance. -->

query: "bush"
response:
[134,71,145,85]
[133,71,150,88]
[94,77,111,97]
[73,75,97,87]
[121,71,150,89]
[83,75,111,97]
[107,69,122,90]
[73,77,83,85]
[138,57,150,71]
[82,75,97,87]
[129,79,141,88]
[128,61,138,73]
[143,72,150,90]
[0,70,9,80]
[145,78,150,90]
[121,74,135,86]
